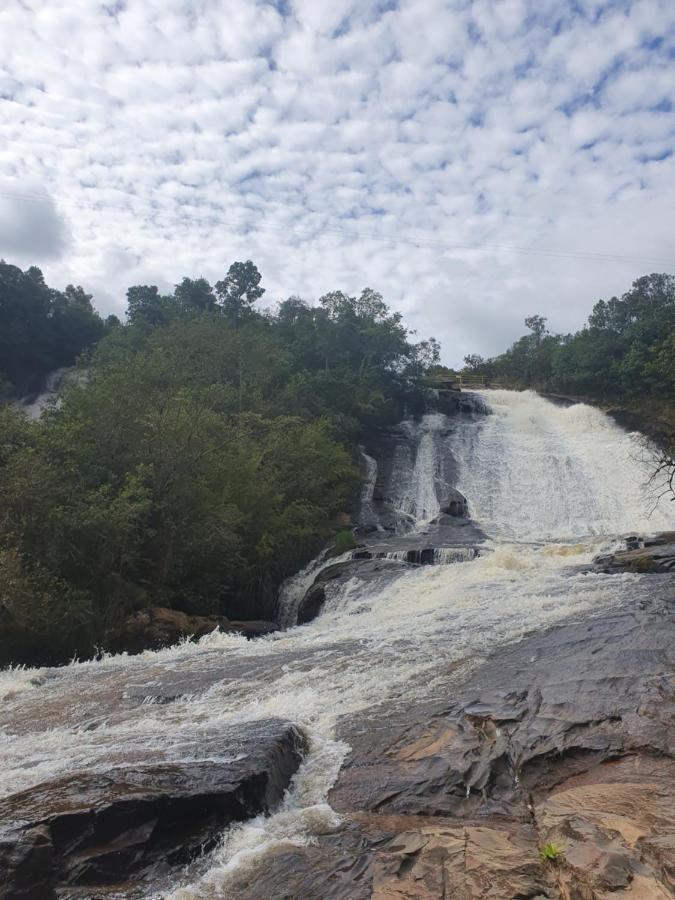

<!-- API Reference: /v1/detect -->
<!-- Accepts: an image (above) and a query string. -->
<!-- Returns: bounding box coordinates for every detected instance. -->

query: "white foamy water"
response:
[0,391,672,897]
[454,390,673,541]
[384,413,454,527]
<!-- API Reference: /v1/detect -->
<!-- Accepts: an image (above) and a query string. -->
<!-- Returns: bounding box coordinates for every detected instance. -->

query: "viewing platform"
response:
[423,374,502,392]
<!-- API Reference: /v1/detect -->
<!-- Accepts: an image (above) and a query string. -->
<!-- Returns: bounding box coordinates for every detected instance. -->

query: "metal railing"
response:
[423,374,503,389]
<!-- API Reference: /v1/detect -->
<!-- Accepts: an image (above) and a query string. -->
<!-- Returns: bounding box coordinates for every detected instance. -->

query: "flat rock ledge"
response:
[593,532,675,574]
[225,588,675,899]
[0,719,306,898]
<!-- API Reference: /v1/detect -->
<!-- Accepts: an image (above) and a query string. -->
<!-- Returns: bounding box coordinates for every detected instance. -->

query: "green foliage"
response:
[539,842,563,862]
[464,273,675,501]
[215,260,265,326]
[0,261,438,664]
[0,261,105,394]
[465,274,675,401]
[333,530,358,556]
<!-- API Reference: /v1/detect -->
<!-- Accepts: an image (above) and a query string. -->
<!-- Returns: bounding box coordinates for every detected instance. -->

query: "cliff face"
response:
[287,399,488,628]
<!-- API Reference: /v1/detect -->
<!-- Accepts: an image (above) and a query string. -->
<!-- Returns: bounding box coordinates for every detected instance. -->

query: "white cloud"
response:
[0,0,673,363]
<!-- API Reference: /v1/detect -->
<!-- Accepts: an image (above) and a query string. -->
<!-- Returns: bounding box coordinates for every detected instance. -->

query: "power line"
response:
[1,188,673,267]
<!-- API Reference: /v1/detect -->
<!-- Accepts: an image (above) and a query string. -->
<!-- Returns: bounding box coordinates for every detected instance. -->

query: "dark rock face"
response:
[296,559,414,625]
[0,720,306,898]
[593,532,675,573]
[440,487,469,518]
[223,590,675,899]
[118,606,277,653]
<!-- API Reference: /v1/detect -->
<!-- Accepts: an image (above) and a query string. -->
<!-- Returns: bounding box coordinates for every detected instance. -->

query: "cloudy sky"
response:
[1,0,673,364]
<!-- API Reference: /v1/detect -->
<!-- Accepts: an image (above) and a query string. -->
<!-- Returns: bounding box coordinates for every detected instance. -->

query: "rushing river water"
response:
[1,390,672,897]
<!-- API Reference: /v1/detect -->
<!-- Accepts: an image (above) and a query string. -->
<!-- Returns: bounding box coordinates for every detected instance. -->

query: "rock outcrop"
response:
[593,532,675,574]
[296,559,414,625]
[0,719,306,898]
[223,588,675,898]
[118,606,277,652]
[440,487,469,518]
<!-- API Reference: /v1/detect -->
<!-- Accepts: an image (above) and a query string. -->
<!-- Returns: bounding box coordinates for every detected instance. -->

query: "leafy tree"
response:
[0,261,104,394]
[126,285,176,329]
[0,261,442,664]
[174,277,216,315]
[463,354,485,372]
[524,314,548,340]
[215,261,265,325]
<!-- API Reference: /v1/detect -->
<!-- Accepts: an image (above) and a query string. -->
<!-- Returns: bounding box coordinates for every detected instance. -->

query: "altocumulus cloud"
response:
[0,0,674,363]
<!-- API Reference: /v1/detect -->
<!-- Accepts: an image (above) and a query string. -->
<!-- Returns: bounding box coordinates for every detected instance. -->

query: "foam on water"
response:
[453,390,673,541]
[0,390,672,897]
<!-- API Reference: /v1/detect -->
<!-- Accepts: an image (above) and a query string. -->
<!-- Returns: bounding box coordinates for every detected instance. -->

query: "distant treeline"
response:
[0,261,439,664]
[462,273,674,403]
[462,272,675,502]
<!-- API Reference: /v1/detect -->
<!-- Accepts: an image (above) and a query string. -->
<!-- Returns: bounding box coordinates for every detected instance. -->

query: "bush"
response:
[333,530,358,557]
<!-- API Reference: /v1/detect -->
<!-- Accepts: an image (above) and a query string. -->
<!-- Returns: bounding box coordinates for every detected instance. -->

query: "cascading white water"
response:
[386,413,454,527]
[15,367,74,420]
[358,449,380,530]
[0,390,672,898]
[452,390,673,540]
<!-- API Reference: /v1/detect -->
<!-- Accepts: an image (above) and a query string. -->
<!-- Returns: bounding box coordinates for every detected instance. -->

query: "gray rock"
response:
[593,532,675,573]
[0,720,306,898]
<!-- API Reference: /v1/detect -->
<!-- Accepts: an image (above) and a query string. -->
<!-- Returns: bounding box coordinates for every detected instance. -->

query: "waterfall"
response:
[386,413,455,528]
[451,390,673,541]
[358,449,380,530]
[16,367,75,420]
[1,390,672,899]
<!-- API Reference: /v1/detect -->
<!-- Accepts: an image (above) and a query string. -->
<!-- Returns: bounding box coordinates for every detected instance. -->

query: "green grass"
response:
[539,841,563,862]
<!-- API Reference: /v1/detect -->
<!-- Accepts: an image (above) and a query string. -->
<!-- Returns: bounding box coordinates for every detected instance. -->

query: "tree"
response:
[463,354,485,372]
[524,314,548,341]
[174,277,216,315]
[0,262,103,394]
[215,261,265,325]
[126,285,176,328]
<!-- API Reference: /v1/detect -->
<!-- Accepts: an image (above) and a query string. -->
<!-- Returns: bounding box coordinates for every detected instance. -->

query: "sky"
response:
[0,0,674,365]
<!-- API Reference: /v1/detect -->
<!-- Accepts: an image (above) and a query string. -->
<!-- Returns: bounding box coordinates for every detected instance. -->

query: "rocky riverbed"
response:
[0,390,672,898]
[222,583,674,899]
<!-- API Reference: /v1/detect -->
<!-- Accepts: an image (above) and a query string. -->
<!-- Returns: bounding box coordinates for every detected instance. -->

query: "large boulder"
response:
[296,561,357,624]
[0,720,306,898]
[118,607,277,653]
[296,559,414,625]
[440,487,469,518]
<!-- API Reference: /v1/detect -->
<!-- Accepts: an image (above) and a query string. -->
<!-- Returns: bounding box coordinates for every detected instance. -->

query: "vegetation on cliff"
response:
[0,261,438,664]
[0,261,106,398]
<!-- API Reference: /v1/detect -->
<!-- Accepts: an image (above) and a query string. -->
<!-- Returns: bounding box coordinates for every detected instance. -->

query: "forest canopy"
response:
[0,261,105,398]
[463,273,674,401]
[0,261,439,664]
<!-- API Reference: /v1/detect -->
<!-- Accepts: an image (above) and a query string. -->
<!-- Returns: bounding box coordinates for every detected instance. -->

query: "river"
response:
[1,390,672,897]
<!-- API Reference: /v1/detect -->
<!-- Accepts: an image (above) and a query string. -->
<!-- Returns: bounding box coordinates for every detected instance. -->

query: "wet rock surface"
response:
[0,720,306,898]
[296,558,415,624]
[118,606,277,653]
[593,532,675,574]
[225,588,674,898]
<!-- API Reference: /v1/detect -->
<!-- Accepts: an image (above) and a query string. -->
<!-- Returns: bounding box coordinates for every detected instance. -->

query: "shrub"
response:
[333,530,357,556]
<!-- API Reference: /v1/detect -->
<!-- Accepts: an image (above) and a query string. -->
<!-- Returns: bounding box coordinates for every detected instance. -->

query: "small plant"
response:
[333,529,357,556]
[540,841,563,862]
